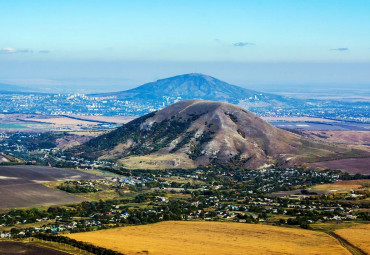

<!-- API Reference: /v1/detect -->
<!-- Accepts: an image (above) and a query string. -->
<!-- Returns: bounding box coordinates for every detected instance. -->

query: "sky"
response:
[0,0,370,92]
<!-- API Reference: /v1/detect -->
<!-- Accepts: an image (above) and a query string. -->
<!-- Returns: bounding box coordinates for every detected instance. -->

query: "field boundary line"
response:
[327,231,367,255]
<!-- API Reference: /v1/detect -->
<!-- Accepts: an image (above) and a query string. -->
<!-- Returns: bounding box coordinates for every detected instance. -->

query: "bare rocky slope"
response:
[70,100,366,169]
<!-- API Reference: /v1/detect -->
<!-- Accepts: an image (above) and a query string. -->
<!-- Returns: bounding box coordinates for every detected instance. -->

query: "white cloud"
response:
[0,47,32,54]
[0,48,17,53]
[330,48,349,51]
[233,42,255,47]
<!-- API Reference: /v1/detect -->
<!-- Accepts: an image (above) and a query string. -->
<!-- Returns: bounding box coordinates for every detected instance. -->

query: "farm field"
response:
[0,165,101,209]
[0,123,46,129]
[267,120,370,131]
[312,179,370,192]
[335,224,370,254]
[262,117,336,122]
[297,130,370,146]
[68,115,136,124]
[0,241,69,255]
[0,114,125,131]
[310,157,370,175]
[296,130,370,153]
[23,117,107,131]
[26,117,101,126]
[67,221,350,255]
[267,188,334,198]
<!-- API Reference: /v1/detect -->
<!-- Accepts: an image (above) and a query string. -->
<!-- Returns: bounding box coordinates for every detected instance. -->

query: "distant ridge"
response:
[0,83,31,93]
[91,73,297,109]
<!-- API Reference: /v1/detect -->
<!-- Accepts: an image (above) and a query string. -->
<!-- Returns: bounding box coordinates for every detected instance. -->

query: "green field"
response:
[0,122,46,129]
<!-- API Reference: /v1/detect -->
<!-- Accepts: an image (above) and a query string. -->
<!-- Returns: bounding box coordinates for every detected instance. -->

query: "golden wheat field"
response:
[313,179,370,191]
[67,221,349,255]
[335,224,370,253]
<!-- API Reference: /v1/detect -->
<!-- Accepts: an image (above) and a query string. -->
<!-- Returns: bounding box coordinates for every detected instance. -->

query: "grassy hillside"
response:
[69,100,367,169]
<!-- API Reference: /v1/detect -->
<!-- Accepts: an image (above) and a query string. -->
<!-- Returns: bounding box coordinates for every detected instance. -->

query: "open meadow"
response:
[117,153,197,169]
[67,221,350,255]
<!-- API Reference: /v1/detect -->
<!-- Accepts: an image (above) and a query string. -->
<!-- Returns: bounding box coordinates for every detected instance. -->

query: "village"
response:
[1,164,369,238]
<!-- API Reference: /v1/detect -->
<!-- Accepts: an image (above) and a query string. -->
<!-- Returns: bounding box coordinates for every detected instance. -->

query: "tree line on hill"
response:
[34,233,124,255]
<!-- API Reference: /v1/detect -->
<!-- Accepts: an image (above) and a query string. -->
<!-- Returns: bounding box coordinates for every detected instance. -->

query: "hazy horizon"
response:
[1,61,370,94]
[1,0,370,93]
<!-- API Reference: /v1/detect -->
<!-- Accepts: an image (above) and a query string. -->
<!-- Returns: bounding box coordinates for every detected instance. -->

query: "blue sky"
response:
[0,0,369,90]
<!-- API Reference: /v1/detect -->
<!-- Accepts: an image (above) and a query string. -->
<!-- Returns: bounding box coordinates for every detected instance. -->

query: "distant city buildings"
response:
[0,92,368,123]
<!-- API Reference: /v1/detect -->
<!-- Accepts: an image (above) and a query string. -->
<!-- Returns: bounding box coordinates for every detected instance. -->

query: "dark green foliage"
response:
[224,112,238,123]
[189,131,214,159]
[57,183,97,193]
[6,132,66,150]
[2,165,365,243]
[340,172,370,180]
[146,118,192,152]
[170,131,195,153]
[237,129,245,138]
[69,113,155,159]
[71,112,205,159]
[34,233,124,255]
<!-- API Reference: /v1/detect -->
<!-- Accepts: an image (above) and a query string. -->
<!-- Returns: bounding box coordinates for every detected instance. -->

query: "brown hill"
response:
[72,100,367,169]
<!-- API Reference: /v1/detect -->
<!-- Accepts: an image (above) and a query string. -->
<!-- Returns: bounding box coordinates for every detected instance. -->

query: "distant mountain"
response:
[0,83,30,93]
[70,100,364,169]
[91,73,298,109]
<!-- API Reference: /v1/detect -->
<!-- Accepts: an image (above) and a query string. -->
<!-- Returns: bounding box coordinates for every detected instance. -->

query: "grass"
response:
[16,237,94,255]
[67,221,350,255]
[75,168,120,178]
[312,180,370,192]
[309,220,368,232]
[0,123,46,129]
[0,205,56,214]
[68,130,108,136]
[44,180,127,201]
[335,224,370,254]
[75,189,122,201]
[166,193,192,199]
[118,153,196,170]
[298,137,369,164]
[159,176,205,185]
